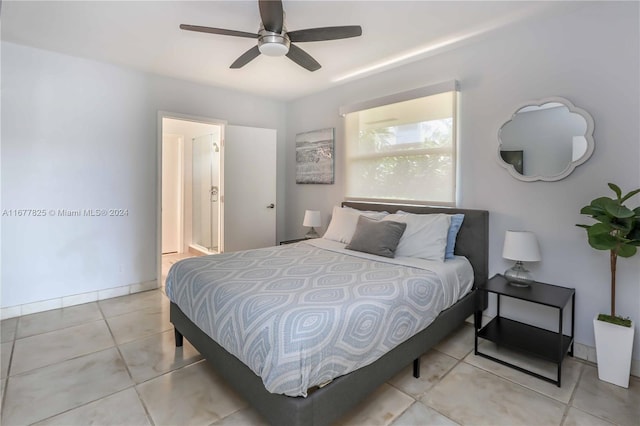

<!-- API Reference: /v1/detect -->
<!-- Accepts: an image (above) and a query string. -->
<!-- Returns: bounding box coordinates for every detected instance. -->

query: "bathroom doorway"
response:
[157,112,277,285]
[161,116,223,257]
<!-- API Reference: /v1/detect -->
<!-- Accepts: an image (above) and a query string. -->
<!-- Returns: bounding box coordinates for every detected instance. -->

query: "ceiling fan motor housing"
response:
[258,30,290,56]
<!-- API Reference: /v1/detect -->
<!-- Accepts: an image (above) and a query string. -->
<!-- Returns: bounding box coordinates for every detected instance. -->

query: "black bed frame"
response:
[171,202,489,426]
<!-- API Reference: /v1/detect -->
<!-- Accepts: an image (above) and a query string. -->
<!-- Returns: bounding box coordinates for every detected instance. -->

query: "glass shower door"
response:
[192,133,220,253]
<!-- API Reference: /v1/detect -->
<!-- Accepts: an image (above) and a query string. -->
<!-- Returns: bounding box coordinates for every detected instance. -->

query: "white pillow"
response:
[382,213,451,261]
[323,206,388,244]
[343,206,388,220]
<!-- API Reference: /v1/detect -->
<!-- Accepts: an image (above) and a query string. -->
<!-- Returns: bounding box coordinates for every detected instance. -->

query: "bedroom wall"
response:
[1,41,287,312]
[284,2,640,368]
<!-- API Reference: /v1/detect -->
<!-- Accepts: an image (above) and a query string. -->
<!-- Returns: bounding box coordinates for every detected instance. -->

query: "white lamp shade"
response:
[303,210,321,227]
[502,231,541,262]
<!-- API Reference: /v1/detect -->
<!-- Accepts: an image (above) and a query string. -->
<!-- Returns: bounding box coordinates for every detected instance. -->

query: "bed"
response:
[168,202,488,425]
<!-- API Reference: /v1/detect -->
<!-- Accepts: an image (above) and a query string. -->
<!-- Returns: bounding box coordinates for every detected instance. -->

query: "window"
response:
[341,81,459,206]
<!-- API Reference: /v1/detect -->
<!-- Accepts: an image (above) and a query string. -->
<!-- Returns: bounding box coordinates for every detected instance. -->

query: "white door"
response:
[222,126,276,252]
[162,134,182,253]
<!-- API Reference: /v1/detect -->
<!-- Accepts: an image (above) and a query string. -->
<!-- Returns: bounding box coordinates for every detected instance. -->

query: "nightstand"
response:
[475,274,575,387]
[279,238,308,245]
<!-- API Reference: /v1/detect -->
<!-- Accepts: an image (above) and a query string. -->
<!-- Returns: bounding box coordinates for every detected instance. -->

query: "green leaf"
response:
[576,224,590,229]
[608,183,622,199]
[628,223,640,242]
[603,199,634,218]
[620,188,640,203]
[587,223,612,235]
[609,217,633,233]
[591,197,614,210]
[618,244,637,258]
[588,232,618,250]
[580,206,602,216]
[594,215,612,226]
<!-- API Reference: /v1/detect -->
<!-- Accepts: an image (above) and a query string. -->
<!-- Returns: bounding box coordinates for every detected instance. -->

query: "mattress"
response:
[166,238,474,397]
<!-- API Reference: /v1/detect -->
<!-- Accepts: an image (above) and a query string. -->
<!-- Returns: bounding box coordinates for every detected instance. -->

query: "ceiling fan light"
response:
[258,32,290,56]
[259,42,289,56]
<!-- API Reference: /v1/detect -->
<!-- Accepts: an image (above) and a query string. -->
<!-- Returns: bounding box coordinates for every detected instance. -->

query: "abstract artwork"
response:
[296,128,335,184]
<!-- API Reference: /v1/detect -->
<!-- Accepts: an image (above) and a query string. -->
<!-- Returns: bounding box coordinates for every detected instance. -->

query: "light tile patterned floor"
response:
[1,260,638,425]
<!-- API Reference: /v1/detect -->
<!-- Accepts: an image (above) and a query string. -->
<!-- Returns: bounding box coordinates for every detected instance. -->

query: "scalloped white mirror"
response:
[497,97,595,182]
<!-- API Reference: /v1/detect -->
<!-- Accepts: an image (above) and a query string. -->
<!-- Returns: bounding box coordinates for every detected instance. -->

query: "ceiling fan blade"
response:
[180,24,258,39]
[259,0,284,33]
[230,46,261,69]
[287,26,362,43]
[286,44,321,72]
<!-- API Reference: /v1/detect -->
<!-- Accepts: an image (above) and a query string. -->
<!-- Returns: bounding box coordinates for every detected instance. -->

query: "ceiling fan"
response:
[180,0,362,72]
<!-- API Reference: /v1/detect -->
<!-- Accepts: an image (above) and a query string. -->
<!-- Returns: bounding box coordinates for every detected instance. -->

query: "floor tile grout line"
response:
[559,363,586,426]
[132,384,157,426]
[563,365,619,426]
[26,385,140,426]
[1,337,17,417]
[99,290,167,320]
[414,324,477,425]
[461,344,588,407]
[0,317,19,344]
[97,299,136,383]
[7,320,118,378]
[431,347,574,425]
[419,348,470,425]
[98,292,157,426]
[11,293,186,425]
[459,354,572,409]
[12,303,104,341]
[12,287,161,334]
[388,401,416,426]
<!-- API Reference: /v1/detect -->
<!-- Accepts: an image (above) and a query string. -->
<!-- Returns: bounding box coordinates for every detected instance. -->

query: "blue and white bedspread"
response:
[166,238,474,397]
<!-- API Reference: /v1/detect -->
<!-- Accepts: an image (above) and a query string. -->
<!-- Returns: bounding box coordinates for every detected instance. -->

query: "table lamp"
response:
[502,230,541,287]
[303,210,321,239]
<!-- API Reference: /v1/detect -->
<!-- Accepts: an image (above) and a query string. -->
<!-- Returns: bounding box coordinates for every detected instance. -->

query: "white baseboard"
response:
[573,342,640,379]
[1,279,158,320]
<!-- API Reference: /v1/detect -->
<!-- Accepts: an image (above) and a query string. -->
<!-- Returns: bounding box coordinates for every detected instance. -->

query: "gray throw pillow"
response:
[345,216,407,258]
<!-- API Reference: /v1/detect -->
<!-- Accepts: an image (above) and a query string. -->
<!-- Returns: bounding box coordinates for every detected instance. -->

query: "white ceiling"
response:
[2,1,582,101]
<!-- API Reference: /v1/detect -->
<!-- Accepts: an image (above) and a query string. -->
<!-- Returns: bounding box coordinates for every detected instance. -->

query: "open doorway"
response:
[157,112,278,288]
[159,113,225,287]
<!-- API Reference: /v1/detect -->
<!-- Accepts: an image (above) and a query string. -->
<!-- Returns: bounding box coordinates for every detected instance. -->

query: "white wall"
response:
[1,41,287,308]
[284,3,640,363]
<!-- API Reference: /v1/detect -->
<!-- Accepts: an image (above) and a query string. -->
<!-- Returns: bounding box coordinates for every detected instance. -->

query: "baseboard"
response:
[573,342,640,379]
[0,279,159,320]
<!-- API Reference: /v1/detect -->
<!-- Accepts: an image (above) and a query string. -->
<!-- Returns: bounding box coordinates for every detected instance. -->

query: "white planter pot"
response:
[593,315,635,388]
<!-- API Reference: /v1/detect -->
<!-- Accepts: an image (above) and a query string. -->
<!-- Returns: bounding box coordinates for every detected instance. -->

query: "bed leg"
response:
[174,328,184,347]
[413,358,420,378]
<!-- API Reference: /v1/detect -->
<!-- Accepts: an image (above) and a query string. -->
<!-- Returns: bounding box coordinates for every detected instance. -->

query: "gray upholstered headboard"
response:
[342,202,489,288]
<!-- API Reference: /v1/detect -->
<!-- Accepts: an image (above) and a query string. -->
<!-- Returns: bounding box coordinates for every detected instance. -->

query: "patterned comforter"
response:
[166,238,473,397]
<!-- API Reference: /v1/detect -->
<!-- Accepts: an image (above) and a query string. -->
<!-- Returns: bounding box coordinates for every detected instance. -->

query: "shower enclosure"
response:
[191,133,220,254]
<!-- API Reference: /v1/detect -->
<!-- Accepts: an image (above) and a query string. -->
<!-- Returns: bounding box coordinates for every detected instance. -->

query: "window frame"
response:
[340,80,460,207]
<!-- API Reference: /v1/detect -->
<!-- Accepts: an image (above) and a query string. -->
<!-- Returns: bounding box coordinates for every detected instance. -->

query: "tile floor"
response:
[1,257,638,425]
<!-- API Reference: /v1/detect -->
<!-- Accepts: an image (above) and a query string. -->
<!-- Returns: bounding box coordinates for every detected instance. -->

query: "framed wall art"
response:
[296,128,335,184]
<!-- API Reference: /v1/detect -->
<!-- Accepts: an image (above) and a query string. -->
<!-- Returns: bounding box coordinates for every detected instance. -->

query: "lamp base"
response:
[305,227,319,239]
[504,261,533,287]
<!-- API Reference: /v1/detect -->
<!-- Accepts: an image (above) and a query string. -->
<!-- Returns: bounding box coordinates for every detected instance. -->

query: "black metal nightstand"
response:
[475,274,575,387]
[279,238,308,245]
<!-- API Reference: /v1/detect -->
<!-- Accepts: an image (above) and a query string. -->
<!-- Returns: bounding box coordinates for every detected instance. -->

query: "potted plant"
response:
[577,183,640,388]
